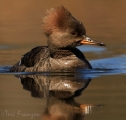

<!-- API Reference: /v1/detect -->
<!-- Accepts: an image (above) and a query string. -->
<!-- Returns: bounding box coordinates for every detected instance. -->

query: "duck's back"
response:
[21,46,48,67]
[10,46,49,72]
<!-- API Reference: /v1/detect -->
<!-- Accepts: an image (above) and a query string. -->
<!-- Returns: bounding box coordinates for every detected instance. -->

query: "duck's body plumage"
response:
[10,46,92,72]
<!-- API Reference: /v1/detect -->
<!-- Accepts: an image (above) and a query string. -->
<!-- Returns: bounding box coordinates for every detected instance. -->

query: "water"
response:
[0,1,126,120]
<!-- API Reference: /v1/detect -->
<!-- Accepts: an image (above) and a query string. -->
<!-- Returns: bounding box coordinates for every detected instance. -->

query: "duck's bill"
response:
[80,36,106,46]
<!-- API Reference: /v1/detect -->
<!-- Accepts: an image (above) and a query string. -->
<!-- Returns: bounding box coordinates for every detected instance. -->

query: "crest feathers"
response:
[42,6,73,36]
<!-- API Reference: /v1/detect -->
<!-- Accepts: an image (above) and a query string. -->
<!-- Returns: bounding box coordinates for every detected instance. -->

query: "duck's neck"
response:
[48,46,86,62]
[49,47,75,58]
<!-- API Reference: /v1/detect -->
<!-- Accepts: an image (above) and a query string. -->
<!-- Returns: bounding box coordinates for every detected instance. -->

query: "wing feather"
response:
[20,46,48,67]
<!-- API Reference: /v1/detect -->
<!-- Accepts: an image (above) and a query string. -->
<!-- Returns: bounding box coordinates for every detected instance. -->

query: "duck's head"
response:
[42,6,105,50]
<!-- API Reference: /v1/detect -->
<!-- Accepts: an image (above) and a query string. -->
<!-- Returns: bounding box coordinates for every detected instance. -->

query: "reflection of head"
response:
[42,114,84,120]
[42,97,85,120]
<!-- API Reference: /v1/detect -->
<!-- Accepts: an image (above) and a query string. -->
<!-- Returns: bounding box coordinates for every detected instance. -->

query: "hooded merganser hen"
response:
[10,6,105,72]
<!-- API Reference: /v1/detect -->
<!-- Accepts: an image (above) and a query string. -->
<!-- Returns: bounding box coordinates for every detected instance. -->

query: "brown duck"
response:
[10,6,105,72]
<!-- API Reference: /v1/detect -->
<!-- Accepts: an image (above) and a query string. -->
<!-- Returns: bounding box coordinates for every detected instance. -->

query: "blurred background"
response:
[0,0,126,65]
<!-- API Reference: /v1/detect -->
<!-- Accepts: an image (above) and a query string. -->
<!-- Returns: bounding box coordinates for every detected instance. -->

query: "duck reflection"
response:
[18,73,91,98]
[16,73,102,120]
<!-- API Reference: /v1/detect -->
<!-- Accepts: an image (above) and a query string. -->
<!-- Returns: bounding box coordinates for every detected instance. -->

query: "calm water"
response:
[0,1,126,120]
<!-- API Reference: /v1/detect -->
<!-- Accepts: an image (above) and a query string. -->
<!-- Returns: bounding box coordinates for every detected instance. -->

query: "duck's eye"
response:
[71,31,77,36]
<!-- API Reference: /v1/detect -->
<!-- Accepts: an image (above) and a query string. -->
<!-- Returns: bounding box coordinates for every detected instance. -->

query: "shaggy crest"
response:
[42,6,77,36]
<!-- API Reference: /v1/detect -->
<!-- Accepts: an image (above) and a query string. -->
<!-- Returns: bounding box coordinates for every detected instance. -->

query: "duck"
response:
[10,6,105,72]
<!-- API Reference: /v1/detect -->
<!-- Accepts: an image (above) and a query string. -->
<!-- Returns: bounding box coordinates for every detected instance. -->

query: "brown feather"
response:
[42,6,76,36]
